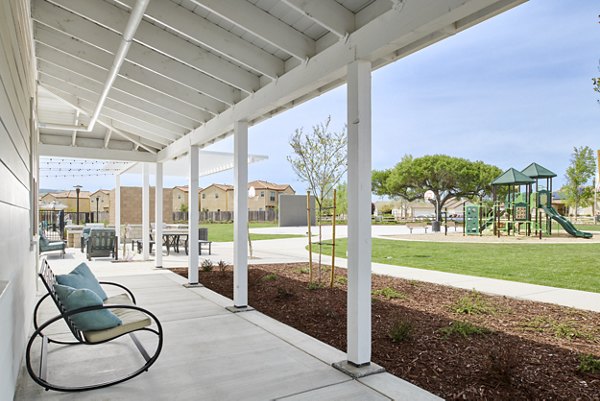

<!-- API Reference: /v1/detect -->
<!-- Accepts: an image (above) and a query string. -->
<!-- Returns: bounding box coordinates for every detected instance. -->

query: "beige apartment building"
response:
[172,185,202,213]
[198,181,295,212]
[40,190,91,213]
[42,181,293,225]
[89,189,111,215]
[200,184,234,212]
[248,180,295,211]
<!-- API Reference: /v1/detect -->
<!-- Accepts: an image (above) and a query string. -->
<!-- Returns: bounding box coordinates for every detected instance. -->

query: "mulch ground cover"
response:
[171,263,600,400]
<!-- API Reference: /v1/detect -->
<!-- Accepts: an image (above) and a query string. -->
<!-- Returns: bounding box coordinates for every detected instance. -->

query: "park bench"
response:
[406,222,429,234]
[26,259,163,392]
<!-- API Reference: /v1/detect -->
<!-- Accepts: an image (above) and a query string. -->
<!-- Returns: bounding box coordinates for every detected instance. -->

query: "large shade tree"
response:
[372,154,502,221]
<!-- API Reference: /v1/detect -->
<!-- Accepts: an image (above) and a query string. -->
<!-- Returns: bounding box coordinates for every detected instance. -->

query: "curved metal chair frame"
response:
[27,259,163,392]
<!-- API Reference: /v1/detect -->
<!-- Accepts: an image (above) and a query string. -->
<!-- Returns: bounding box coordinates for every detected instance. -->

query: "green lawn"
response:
[319,239,600,293]
[202,222,303,242]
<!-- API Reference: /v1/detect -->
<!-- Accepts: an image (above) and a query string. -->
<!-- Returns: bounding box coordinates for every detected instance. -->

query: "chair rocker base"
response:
[26,329,161,392]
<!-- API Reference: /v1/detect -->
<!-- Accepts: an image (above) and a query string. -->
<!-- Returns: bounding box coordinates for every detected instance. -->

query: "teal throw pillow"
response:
[53,284,122,331]
[56,262,107,301]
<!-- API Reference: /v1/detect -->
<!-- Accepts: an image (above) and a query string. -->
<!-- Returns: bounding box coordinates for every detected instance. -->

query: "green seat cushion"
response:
[53,284,122,332]
[56,262,107,300]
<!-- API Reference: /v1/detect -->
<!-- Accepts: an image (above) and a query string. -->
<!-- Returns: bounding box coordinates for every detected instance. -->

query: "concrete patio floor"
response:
[14,251,440,401]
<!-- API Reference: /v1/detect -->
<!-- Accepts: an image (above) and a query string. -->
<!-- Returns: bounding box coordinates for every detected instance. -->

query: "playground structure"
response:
[465,163,593,239]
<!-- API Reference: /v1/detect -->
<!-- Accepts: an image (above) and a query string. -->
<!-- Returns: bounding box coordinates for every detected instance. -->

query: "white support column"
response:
[346,60,372,367]
[233,120,249,308]
[188,146,199,285]
[155,162,163,268]
[115,174,121,249]
[142,162,150,261]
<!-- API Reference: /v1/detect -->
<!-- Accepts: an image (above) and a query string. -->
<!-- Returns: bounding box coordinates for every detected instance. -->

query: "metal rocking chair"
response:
[26,259,163,392]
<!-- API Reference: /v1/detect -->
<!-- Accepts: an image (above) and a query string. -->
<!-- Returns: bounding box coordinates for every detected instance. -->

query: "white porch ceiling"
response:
[33,0,527,163]
[119,150,268,177]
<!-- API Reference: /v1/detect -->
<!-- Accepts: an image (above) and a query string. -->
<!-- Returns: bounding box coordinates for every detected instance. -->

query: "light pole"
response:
[74,185,82,225]
[96,196,100,223]
[51,201,56,232]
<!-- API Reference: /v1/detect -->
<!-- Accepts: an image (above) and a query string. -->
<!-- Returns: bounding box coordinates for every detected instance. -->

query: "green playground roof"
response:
[492,168,535,185]
[521,162,557,178]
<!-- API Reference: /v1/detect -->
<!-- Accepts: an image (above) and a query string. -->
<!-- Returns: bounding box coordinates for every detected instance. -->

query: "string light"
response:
[39,157,133,178]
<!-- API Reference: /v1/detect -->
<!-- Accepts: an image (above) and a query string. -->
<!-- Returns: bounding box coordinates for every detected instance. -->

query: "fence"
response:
[39,210,64,240]
[172,209,277,223]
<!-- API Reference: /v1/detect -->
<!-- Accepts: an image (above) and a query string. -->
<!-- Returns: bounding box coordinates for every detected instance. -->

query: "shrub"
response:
[261,273,278,282]
[520,316,594,341]
[453,291,494,315]
[388,320,412,342]
[372,287,405,300]
[335,276,348,285]
[578,354,600,373]
[201,259,214,272]
[295,267,310,275]
[378,204,393,215]
[440,321,490,339]
[307,281,323,290]
[554,322,591,340]
[217,260,228,274]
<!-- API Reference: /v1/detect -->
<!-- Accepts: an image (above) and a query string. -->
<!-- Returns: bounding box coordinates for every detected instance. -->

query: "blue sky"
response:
[41,0,599,194]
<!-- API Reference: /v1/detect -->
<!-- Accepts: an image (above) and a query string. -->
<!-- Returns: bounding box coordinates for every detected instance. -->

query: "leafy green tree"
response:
[372,154,501,221]
[562,146,596,220]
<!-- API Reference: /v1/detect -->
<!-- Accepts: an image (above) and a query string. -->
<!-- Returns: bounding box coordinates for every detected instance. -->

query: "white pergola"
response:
[33,0,526,371]
[110,151,267,270]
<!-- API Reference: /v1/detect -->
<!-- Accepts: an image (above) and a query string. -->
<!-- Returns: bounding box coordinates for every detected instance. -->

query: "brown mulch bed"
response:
[171,263,600,400]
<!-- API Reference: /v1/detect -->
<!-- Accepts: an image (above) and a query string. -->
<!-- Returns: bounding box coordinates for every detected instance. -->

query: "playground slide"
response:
[479,216,495,232]
[542,206,593,239]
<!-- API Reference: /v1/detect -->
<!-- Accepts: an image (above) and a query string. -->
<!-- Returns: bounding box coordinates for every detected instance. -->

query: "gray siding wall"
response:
[279,195,316,227]
[0,1,37,399]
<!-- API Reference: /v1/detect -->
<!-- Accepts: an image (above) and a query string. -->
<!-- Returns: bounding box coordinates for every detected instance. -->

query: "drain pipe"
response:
[37,0,150,132]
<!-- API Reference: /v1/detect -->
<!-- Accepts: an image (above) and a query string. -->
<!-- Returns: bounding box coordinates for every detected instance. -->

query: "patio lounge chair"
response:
[86,228,116,261]
[39,230,65,258]
[26,259,163,392]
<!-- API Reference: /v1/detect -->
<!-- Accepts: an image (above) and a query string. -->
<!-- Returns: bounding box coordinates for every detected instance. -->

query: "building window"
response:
[215,193,219,199]
[202,193,206,199]
[260,191,265,198]
[270,191,276,202]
